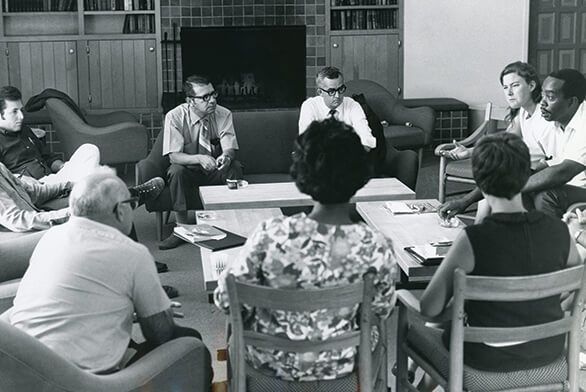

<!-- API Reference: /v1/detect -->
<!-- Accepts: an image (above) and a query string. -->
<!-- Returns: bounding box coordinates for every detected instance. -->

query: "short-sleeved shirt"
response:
[214,213,398,381]
[298,96,377,149]
[548,101,586,187]
[518,107,558,164]
[8,216,170,373]
[162,103,239,156]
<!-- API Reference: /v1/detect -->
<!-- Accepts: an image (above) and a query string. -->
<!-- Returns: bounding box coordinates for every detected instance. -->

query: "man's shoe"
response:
[159,233,186,250]
[129,177,165,206]
[155,261,169,273]
[163,285,179,299]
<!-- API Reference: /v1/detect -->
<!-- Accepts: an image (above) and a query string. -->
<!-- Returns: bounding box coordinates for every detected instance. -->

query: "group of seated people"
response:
[0,60,584,391]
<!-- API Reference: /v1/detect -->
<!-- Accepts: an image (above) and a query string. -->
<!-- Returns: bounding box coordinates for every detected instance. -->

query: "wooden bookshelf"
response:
[0,0,162,112]
[327,0,403,97]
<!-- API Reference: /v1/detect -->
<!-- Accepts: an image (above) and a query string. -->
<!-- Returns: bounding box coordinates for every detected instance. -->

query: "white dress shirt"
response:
[298,96,377,149]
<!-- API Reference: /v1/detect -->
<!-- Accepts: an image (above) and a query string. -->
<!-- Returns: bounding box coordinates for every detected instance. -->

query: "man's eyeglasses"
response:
[188,91,219,103]
[113,196,139,213]
[319,85,347,97]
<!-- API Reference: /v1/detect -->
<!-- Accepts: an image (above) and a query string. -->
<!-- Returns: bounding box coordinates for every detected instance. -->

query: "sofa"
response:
[138,106,427,239]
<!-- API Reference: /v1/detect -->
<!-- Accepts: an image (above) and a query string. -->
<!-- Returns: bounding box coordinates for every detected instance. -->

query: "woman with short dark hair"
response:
[415,132,581,391]
[214,118,398,383]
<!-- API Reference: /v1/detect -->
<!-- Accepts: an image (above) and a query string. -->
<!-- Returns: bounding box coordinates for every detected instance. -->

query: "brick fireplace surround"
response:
[160,0,327,99]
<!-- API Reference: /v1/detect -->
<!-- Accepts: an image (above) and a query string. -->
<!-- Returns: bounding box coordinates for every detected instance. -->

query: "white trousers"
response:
[40,144,101,184]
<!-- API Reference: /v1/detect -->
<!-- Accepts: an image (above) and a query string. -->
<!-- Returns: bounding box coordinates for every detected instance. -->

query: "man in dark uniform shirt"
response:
[0,86,100,184]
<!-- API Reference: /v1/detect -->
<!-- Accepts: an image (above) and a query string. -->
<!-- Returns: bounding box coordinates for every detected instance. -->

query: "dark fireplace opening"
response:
[181,25,306,111]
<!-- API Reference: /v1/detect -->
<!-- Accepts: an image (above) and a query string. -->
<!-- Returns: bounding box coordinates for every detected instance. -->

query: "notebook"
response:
[174,225,246,252]
[404,243,451,266]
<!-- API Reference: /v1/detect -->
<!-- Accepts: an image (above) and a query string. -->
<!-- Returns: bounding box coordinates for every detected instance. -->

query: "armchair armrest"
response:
[397,289,451,324]
[76,122,144,136]
[85,111,138,127]
[433,120,492,157]
[388,105,435,145]
[136,156,168,184]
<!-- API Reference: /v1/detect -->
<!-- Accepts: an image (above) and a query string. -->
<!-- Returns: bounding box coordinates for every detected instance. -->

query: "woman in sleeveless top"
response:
[416,133,580,391]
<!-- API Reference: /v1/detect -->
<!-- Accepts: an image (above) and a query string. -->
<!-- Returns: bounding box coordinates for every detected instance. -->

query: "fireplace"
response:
[181,25,306,110]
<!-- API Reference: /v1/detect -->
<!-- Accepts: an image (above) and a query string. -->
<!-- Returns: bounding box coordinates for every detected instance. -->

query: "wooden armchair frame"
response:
[225,271,388,392]
[434,103,493,203]
[396,265,586,392]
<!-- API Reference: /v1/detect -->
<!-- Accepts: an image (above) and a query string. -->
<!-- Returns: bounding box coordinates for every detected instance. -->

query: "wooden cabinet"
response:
[81,38,158,110]
[327,0,403,96]
[330,34,400,96]
[5,41,79,102]
[0,0,161,112]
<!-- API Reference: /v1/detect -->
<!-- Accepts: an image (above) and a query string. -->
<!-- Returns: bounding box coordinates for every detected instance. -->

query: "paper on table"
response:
[174,224,227,243]
[384,201,416,214]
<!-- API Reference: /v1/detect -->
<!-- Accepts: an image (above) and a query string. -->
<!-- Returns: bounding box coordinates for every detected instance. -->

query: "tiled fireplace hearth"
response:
[160,0,326,103]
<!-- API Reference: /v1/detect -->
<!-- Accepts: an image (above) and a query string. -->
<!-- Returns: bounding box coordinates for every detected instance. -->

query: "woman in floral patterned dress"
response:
[214,118,398,383]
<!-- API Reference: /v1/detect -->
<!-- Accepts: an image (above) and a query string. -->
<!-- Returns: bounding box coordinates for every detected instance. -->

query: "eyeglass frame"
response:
[318,85,347,97]
[187,90,219,103]
[113,196,140,213]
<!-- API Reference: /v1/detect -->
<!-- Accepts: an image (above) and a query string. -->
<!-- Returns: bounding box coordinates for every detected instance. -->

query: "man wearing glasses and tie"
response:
[298,66,376,150]
[160,75,242,250]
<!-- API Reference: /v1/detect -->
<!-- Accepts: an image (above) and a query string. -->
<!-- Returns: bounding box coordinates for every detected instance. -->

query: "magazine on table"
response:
[404,241,452,266]
[173,224,246,251]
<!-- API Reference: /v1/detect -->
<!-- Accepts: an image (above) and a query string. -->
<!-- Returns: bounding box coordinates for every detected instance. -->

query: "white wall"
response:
[403,0,530,119]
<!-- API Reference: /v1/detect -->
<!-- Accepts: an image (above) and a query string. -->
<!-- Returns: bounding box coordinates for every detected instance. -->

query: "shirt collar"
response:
[187,104,213,127]
[318,96,344,116]
[564,101,585,133]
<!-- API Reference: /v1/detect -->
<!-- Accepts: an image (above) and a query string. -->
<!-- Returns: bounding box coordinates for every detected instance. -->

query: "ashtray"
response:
[226,179,248,189]
[438,216,461,228]
[196,211,217,220]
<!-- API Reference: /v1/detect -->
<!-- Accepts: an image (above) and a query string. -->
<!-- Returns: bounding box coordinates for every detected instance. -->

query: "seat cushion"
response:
[246,365,358,392]
[384,126,425,150]
[445,159,473,179]
[407,322,568,391]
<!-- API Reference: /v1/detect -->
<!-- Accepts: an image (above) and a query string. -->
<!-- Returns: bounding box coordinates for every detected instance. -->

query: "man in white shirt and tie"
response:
[298,66,377,150]
[160,74,242,249]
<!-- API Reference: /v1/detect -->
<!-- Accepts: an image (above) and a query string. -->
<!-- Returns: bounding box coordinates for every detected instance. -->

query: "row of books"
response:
[85,0,154,11]
[3,0,76,11]
[331,0,397,5]
[331,9,397,30]
[123,14,155,34]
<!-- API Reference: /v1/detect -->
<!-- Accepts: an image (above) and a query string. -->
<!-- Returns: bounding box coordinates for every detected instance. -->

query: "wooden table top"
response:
[195,208,282,293]
[356,199,464,282]
[199,178,415,210]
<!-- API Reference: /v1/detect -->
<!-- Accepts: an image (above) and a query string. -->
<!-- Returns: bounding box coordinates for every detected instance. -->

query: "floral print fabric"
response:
[214,213,398,381]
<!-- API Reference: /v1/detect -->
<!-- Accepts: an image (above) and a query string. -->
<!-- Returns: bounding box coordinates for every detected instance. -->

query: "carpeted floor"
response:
[123,150,585,390]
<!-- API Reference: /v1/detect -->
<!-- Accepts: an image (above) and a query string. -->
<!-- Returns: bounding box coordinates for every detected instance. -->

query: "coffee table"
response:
[199,178,415,210]
[356,199,464,283]
[194,208,282,301]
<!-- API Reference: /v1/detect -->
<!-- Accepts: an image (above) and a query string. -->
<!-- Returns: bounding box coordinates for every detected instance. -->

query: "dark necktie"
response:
[328,109,337,119]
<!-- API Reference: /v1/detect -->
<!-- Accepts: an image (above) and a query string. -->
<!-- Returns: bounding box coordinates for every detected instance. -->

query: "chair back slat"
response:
[445,265,586,392]
[464,316,573,343]
[234,280,365,311]
[464,266,583,301]
[243,331,361,352]
[225,271,379,392]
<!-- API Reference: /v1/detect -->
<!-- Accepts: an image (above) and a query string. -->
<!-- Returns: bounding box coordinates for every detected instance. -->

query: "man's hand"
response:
[216,154,232,171]
[438,198,469,219]
[51,160,65,173]
[563,208,586,244]
[195,155,217,172]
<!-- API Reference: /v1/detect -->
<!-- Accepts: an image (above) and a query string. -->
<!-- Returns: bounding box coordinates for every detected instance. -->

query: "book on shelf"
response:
[174,224,246,252]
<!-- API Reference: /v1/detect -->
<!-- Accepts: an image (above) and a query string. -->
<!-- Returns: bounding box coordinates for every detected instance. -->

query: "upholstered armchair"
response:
[345,79,435,165]
[45,99,148,165]
[0,230,46,313]
[0,318,212,392]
